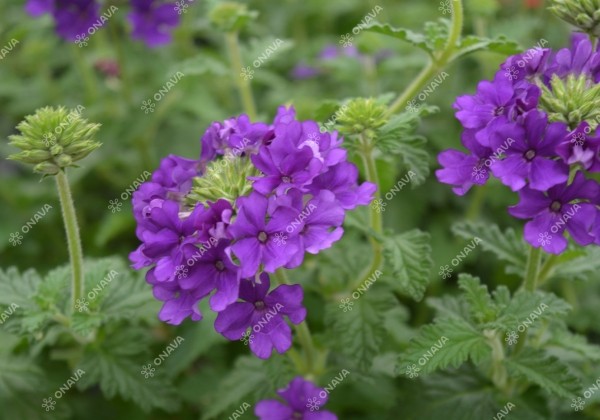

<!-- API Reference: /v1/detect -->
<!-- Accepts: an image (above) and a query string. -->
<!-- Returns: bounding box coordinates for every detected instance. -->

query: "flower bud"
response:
[549,0,600,37]
[209,2,258,32]
[8,106,101,175]
[336,98,388,135]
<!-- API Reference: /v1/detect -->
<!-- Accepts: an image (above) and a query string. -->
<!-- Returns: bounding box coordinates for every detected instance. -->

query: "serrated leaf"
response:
[201,356,273,420]
[399,317,490,375]
[77,327,179,412]
[171,54,229,77]
[453,35,522,60]
[452,221,526,272]
[376,108,437,186]
[458,274,497,323]
[495,291,571,331]
[550,247,600,281]
[0,267,42,308]
[382,229,433,301]
[325,291,395,371]
[364,21,449,56]
[546,330,600,362]
[504,349,580,399]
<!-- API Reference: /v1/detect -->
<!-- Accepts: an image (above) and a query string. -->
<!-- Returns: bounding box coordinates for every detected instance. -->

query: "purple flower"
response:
[557,122,600,169]
[436,129,494,195]
[229,192,299,278]
[488,111,569,191]
[291,63,321,80]
[545,33,600,81]
[215,273,306,359]
[128,0,180,47]
[509,172,600,254]
[26,0,101,41]
[255,376,337,420]
[308,162,376,209]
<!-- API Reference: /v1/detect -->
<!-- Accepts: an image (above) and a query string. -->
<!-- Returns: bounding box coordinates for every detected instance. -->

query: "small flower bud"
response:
[336,98,388,135]
[209,2,258,32]
[8,106,101,175]
[549,0,600,37]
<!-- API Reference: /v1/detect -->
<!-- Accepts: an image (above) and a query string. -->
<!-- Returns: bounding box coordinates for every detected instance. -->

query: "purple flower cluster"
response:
[437,33,600,254]
[255,376,337,420]
[25,0,181,47]
[130,106,375,358]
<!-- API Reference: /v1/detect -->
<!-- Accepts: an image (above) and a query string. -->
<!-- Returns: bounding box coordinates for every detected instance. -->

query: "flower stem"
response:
[385,0,463,117]
[225,31,257,120]
[274,269,318,375]
[351,135,383,291]
[55,170,85,312]
[523,246,542,292]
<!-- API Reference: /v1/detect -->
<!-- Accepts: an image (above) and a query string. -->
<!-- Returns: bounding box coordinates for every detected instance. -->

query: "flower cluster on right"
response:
[437,33,600,254]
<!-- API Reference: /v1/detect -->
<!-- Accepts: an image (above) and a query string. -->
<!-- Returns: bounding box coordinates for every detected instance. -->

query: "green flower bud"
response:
[335,98,388,136]
[539,74,600,129]
[8,106,101,175]
[549,0,600,37]
[33,162,60,175]
[186,155,259,206]
[209,2,258,32]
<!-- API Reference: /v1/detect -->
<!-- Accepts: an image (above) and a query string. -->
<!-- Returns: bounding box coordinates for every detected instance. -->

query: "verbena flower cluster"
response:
[25,0,181,47]
[130,106,375,359]
[437,33,600,254]
[255,376,337,419]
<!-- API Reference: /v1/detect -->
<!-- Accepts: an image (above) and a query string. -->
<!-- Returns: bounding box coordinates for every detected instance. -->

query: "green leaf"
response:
[376,108,438,186]
[77,327,179,412]
[382,229,433,301]
[399,317,490,375]
[495,291,571,331]
[452,221,527,272]
[364,21,449,57]
[325,291,395,371]
[172,54,229,77]
[452,35,522,60]
[546,330,600,362]
[0,267,42,309]
[201,356,286,420]
[457,274,497,323]
[504,349,581,399]
[550,247,600,281]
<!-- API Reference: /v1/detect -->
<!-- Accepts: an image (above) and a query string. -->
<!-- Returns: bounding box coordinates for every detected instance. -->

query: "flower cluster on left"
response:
[130,106,375,359]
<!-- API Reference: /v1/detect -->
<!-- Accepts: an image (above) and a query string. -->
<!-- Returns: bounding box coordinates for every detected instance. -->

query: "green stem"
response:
[225,31,257,120]
[385,0,463,117]
[55,171,85,312]
[484,329,509,393]
[523,246,542,292]
[274,270,317,375]
[351,135,383,290]
[537,254,560,286]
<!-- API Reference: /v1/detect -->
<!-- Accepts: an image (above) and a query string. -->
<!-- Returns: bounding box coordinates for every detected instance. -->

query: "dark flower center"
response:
[258,231,268,243]
[255,301,265,310]
[494,106,505,116]
[215,260,225,271]
[524,149,536,160]
[282,176,292,183]
[550,201,562,212]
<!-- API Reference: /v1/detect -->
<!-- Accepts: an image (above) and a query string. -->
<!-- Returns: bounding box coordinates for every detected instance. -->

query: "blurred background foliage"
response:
[2,0,596,419]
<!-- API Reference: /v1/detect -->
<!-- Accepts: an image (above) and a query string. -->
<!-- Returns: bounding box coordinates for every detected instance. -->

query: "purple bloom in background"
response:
[229,192,299,277]
[128,0,180,47]
[488,111,568,191]
[26,0,101,41]
[215,273,306,359]
[509,172,600,254]
[255,376,337,420]
[545,32,600,81]
[291,63,321,80]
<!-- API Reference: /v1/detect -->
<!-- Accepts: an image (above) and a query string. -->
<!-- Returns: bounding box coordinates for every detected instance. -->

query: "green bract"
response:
[549,0,600,37]
[8,106,101,175]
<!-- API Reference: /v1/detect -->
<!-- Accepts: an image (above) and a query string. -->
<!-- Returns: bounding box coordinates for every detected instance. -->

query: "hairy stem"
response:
[351,134,383,291]
[385,0,463,117]
[55,171,85,312]
[275,269,318,375]
[225,31,257,120]
[523,246,542,292]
